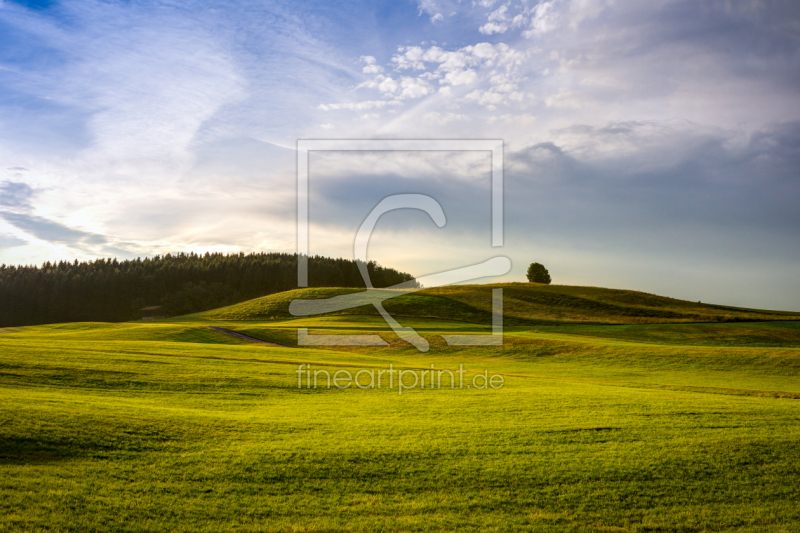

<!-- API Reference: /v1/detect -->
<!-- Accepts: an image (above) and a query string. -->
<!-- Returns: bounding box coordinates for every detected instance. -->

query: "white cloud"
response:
[399,77,434,98]
[392,46,428,70]
[415,0,451,23]
[363,64,384,74]
[318,100,402,111]
[378,76,400,94]
[392,42,525,73]
[490,74,516,92]
[545,91,583,108]
[437,50,472,71]
[419,71,442,81]
[467,42,527,70]
[359,41,529,108]
[465,89,505,106]
[487,113,535,125]
[568,0,611,28]
[359,74,434,100]
[523,1,560,38]
[423,111,468,124]
[479,22,508,35]
[488,5,509,22]
[442,69,478,86]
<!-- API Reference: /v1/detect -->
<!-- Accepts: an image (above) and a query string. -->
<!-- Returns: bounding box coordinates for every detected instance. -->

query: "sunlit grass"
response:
[2,287,800,531]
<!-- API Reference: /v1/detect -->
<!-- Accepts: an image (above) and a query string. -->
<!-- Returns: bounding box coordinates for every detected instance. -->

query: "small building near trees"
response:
[141,306,166,320]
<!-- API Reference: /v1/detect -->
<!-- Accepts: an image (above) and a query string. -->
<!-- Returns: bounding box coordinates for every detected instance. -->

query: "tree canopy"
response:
[0,252,415,327]
[526,262,551,284]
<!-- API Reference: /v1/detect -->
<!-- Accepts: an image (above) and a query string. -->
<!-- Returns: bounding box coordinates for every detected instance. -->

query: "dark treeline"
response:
[0,252,416,327]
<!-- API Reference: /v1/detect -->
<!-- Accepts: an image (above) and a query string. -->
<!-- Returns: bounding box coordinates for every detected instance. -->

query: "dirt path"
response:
[206,326,290,348]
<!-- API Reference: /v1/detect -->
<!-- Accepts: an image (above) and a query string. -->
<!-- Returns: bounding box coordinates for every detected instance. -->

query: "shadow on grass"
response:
[0,422,181,464]
[0,435,108,463]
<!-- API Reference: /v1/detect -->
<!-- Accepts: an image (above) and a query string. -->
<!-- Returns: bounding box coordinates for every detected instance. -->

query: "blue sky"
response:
[1,0,799,310]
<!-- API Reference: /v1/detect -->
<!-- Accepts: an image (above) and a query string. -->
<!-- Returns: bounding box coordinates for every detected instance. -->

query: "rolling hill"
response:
[186,282,800,325]
[3,282,800,530]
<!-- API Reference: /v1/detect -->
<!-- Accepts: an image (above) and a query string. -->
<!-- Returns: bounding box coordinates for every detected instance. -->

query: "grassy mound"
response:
[187,283,800,325]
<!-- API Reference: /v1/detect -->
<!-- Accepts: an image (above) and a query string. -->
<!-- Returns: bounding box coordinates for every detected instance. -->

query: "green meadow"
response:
[2,283,800,531]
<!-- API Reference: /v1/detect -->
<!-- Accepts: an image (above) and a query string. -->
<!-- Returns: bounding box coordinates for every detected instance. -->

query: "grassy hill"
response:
[187,282,800,325]
[2,283,800,530]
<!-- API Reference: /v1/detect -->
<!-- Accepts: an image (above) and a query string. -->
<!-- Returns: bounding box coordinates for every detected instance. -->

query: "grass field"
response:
[2,284,800,531]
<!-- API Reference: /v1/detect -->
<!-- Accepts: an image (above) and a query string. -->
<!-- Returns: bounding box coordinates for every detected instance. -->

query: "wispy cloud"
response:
[0,181,36,210]
[0,233,27,250]
[0,211,106,245]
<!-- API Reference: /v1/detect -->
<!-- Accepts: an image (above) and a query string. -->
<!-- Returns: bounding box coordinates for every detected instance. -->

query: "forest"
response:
[0,252,416,327]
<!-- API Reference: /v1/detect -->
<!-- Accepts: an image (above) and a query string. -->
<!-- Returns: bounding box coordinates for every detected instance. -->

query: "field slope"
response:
[190,282,800,325]
[1,284,799,532]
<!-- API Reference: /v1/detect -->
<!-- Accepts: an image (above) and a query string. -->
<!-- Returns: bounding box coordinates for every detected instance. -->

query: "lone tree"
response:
[526,262,551,284]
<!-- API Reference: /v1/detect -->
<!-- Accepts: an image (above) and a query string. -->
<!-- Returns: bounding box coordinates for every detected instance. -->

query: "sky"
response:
[0,0,799,310]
